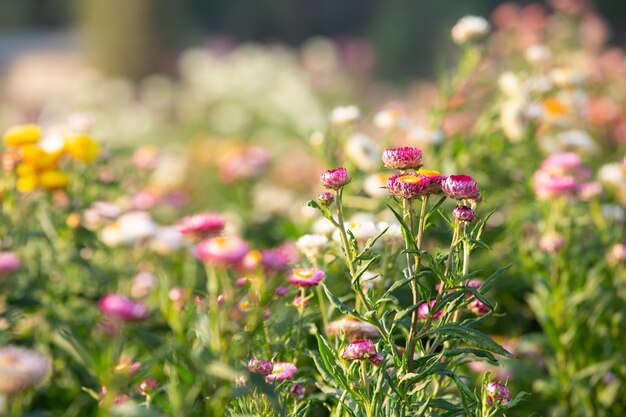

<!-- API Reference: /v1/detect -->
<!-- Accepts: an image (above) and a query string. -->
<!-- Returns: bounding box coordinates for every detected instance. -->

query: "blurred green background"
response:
[1,0,625,82]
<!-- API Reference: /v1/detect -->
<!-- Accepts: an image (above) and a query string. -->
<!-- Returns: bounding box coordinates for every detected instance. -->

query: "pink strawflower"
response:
[382,147,423,170]
[321,167,350,190]
[292,295,310,309]
[98,294,149,322]
[538,232,565,253]
[235,277,248,286]
[442,175,478,200]
[289,383,306,400]
[540,152,581,176]
[248,358,274,375]
[265,362,297,382]
[533,170,579,200]
[578,181,603,201]
[217,293,225,305]
[0,346,51,395]
[138,378,157,395]
[417,300,443,320]
[261,243,299,271]
[180,213,226,239]
[342,339,377,360]
[452,206,476,222]
[318,191,335,206]
[485,381,511,405]
[195,236,249,265]
[287,268,325,287]
[0,252,21,278]
[387,172,430,200]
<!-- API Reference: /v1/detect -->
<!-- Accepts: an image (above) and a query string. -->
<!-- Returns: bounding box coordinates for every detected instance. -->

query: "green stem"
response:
[315,285,329,331]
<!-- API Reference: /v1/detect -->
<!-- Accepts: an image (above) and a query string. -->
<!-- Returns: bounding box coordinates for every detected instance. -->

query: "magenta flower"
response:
[195,236,249,265]
[533,170,579,200]
[274,285,290,297]
[485,381,511,405]
[387,173,430,200]
[318,191,335,206]
[452,206,476,222]
[287,268,325,287]
[248,358,274,375]
[265,362,297,382]
[0,252,21,278]
[442,175,478,200]
[289,383,306,400]
[382,147,423,170]
[417,300,443,320]
[261,244,298,272]
[466,280,489,315]
[341,339,377,360]
[98,294,149,322]
[368,352,384,366]
[179,213,225,239]
[321,167,350,190]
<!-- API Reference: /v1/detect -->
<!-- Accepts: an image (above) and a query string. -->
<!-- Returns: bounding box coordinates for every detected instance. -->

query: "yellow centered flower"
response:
[39,170,69,190]
[0,353,18,366]
[416,169,441,177]
[272,364,285,374]
[295,269,314,278]
[397,175,421,184]
[239,301,250,309]
[15,163,37,177]
[3,124,42,148]
[20,145,59,170]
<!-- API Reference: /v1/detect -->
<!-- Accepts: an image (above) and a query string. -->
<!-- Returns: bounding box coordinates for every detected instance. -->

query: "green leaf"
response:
[385,201,416,249]
[427,324,514,357]
[480,265,511,293]
[321,282,361,319]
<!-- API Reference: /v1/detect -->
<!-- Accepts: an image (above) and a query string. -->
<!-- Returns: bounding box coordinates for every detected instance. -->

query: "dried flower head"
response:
[442,175,478,200]
[453,206,476,222]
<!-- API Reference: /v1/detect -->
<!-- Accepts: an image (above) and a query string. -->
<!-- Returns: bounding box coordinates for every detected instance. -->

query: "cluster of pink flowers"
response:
[248,358,298,383]
[417,300,444,320]
[341,339,384,366]
[533,152,593,200]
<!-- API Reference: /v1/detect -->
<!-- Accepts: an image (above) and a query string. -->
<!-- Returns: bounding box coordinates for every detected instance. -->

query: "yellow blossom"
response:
[3,124,42,148]
[39,170,69,190]
[65,134,99,163]
[16,175,39,193]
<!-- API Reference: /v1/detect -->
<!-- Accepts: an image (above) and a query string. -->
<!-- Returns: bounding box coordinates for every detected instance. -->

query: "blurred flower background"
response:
[1,1,626,416]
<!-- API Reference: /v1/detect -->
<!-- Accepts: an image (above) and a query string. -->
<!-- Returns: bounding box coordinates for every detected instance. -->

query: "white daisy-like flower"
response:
[0,346,51,395]
[330,105,360,126]
[363,173,389,197]
[345,133,380,172]
[451,15,490,44]
[525,45,552,64]
[296,234,329,260]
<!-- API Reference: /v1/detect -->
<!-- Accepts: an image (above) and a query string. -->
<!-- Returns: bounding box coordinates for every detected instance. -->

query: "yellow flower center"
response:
[543,98,567,117]
[0,354,19,366]
[239,301,250,309]
[296,269,313,278]
[397,175,421,184]
[272,365,284,374]
[416,169,441,177]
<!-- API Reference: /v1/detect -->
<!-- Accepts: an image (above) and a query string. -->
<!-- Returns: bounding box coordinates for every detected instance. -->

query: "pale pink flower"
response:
[287,268,325,287]
[265,362,297,382]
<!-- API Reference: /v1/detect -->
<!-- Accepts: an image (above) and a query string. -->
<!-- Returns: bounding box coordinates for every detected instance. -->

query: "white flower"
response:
[525,45,552,63]
[333,220,381,245]
[330,105,360,126]
[408,126,444,146]
[0,346,50,395]
[498,72,523,98]
[550,68,583,87]
[525,76,553,94]
[312,217,336,236]
[451,16,490,44]
[150,226,185,254]
[345,133,380,172]
[601,204,625,222]
[554,129,598,154]
[373,106,410,130]
[378,222,404,247]
[297,234,329,260]
[500,100,526,142]
[101,212,159,246]
[363,173,389,197]
[598,163,626,186]
[131,271,158,298]
[361,271,383,288]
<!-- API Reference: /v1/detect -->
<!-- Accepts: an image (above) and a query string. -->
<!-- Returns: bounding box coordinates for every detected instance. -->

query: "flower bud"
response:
[442,175,478,200]
[138,378,157,395]
[289,383,306,400]
[341,339,377,360]
[368,352,384,366]
[318,191,335,206]
[485,381,511,405]
[382,147,423,170]
[453,206,476,222]
[321,167,350,190]
[248,358,274,375]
